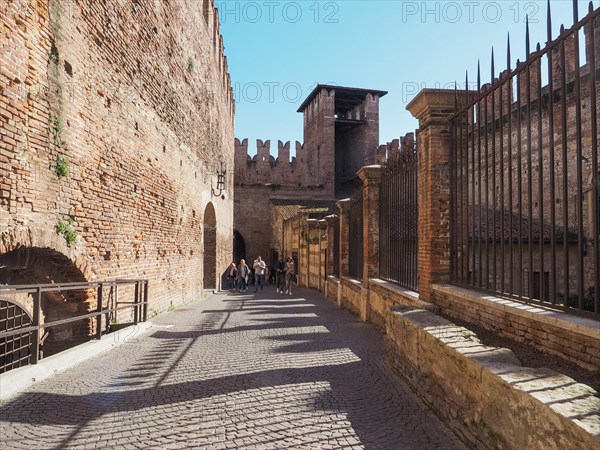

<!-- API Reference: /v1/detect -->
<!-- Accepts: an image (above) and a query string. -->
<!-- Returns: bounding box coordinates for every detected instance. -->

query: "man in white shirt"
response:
[253,256,266,293]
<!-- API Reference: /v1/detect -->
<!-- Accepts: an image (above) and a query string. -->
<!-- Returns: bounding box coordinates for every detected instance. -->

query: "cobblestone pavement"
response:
[0,287,466,449]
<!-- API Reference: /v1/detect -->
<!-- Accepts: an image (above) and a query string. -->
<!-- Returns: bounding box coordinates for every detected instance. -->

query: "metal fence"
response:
[450,1,599,318]
[348,193,364,280]
[379,146,419,291]
[0,279,149,373]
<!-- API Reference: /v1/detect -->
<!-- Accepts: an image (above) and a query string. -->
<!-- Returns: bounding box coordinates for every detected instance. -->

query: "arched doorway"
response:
[233,230,246,264]
[0,246,93,358]
[203,203,217,290]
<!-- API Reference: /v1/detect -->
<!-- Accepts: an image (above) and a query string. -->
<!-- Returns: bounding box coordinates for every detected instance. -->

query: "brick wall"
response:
[1,0,234,330]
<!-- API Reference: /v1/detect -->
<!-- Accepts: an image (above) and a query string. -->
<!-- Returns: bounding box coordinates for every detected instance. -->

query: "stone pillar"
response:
[336,198,352,308]
[406,89,470,303]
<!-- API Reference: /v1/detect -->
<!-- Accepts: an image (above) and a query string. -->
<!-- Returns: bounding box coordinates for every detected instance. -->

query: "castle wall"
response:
[1,0,234,315]
[233,138,331,263]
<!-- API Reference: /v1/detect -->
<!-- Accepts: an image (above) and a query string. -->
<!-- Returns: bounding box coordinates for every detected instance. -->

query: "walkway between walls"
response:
[0,287,465,449]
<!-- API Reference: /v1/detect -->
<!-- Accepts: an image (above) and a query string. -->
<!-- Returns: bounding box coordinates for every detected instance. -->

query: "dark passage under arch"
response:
[233,230,246,264]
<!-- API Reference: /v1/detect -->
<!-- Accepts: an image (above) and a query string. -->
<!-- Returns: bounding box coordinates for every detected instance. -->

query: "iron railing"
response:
[0,279,149,373]
[348,192,364,281]
[379,145,419,291]
[450,1,599,318]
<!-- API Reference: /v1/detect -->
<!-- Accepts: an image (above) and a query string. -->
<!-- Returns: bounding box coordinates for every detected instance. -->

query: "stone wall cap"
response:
[406,88,474,120]
[336,198,352,210]
[357,165,383,183]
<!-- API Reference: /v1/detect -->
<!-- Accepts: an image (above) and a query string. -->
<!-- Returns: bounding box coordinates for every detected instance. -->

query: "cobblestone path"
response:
[1,287,466,449]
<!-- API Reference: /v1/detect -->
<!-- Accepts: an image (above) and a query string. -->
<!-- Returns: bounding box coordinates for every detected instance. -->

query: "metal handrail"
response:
[0,279,149,366]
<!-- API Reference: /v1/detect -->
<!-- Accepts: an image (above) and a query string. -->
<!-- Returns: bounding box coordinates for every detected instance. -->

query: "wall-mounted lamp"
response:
[211,162,227,198]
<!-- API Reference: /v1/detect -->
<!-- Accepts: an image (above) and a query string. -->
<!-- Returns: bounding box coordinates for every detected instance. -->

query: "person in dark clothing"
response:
[274,256,286,294]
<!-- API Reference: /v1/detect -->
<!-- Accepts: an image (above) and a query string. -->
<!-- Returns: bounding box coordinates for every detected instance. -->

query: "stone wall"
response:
[385,307,600,450]
[1,0,234,328]
[340,277,361,317]
[368,279,438,330]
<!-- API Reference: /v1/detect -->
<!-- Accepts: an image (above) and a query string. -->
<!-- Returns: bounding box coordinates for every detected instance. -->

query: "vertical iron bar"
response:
[96,283,103,340]
[143,281,148,322]
[572,2,585,312]
[380,174,384,279]
[547,1,557,305]
[31,287,41,364]
[526,19,534,302]
[461,106,467,284]
[507,35,515,295]
[589,2,599,315]
[470,74,476,287]
[478,62,483,288]
[451,91,457,283]
[461,72,471,284]
[407,158,410,287]
[517,59,524,298]
[536,44,545,302]
[560,27,570,310]
[114,283,119,324]
[491,49,497,291]
[484,76,490,289]
[133,281,139,325]
[415,145,419,290]
[499,59,506,293]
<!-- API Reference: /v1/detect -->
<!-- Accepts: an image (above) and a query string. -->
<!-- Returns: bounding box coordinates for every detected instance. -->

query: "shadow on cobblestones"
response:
[0,288,465,449]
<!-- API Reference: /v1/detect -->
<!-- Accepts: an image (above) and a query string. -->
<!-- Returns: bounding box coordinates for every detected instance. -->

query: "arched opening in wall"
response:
[0,247,94,359]
[203,203,217,290]
[233,230,246,264]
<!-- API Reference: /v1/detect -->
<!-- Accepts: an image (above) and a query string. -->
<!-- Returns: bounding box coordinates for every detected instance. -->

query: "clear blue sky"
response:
[218,0,590,152]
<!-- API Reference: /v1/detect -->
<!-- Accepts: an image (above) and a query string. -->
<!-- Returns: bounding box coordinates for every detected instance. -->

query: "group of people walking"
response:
[227,256,296,295]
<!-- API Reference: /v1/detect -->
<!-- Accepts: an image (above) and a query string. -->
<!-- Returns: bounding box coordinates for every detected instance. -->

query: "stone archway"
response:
[203,203,217,290]
[0,246,94,357]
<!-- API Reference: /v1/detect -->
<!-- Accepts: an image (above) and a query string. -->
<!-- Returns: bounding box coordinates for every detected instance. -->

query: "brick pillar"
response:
[357,165,383,323]
[307,218,318,289]
[406,89,469,303]
[323,214,337,298]
[336,198,352,307]
[317,218,327,293]
[324,215,337,277]
[358,165,383,286]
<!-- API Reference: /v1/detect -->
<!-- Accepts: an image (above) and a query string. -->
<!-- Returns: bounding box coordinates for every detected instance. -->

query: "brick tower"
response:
[234,84,387,263]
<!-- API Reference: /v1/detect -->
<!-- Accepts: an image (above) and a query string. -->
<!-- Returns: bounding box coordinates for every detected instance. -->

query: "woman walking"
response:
[227,262,238,291]
[284,257,295,296]
[237,259,249,292]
